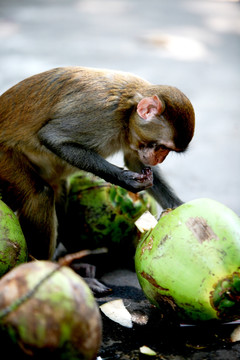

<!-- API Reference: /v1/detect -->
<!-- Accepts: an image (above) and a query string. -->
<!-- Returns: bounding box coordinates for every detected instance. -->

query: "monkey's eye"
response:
[155,144,169,151]
[148,142,156,149]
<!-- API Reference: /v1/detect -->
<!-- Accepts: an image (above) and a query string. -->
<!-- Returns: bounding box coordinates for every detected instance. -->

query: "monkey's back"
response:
[0,67,150,188]
[0,67,148,145]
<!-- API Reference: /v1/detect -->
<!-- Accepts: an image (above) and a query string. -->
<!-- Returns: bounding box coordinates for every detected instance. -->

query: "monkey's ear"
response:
[137,95,164,120]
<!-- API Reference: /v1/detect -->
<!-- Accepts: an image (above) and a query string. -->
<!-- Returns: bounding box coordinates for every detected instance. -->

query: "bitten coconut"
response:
[0,259,102,359]
[0,199,28,276]
[61,171,157,267]
[135,198,240,323]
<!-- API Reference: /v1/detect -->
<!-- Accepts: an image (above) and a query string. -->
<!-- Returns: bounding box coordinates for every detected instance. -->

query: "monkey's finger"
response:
[141,167,153,180]
[135,172,153,183]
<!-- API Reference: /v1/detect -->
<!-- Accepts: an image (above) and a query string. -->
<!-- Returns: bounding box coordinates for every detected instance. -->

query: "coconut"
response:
[61,171,157,268]
[0,260,102,359]
[135,198,240,323]
[0,199,28,276]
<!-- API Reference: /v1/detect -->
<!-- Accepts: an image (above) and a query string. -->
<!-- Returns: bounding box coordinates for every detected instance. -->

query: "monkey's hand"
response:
[119,167,153,193]
[141,166,153,179]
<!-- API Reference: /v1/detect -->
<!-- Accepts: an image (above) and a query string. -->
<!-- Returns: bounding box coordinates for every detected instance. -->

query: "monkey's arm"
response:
[124,152,183,209]
[149,167,183,209]
[38,126,153,192]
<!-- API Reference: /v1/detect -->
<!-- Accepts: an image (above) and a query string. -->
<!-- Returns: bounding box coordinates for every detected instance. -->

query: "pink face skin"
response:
[138,146,170,166]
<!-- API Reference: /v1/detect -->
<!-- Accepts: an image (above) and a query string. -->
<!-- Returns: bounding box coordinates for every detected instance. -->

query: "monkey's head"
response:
[129,86,195,166]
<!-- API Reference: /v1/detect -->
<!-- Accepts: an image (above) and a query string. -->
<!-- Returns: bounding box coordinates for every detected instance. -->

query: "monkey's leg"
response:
[0,153,57,259]
[124,152,183,209]
[17,183,57,260]
[54,179,69,246]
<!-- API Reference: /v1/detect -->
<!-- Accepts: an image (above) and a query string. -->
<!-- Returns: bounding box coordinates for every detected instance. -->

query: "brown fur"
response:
[0,67,195,259]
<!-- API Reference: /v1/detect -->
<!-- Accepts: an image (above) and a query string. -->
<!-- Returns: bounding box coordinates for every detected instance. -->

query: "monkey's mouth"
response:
[141,157,159,167]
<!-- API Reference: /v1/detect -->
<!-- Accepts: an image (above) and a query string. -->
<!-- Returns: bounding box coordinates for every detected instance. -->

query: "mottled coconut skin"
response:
[0,199,28,277]
[0,260,102,359]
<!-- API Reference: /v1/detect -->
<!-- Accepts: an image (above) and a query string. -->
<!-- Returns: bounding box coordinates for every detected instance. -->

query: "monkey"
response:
[0,66,195,262]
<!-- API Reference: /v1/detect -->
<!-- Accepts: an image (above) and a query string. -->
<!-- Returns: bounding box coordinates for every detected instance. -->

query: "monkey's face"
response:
[129,92,194,166]
[129,111,176,166]
[128,117,176,166]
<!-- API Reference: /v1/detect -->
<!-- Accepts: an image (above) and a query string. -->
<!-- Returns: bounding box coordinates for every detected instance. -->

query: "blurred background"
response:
[0,0,239,213]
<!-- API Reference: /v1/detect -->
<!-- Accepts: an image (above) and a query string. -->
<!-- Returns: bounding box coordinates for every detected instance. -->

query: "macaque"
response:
[0,67,195,261]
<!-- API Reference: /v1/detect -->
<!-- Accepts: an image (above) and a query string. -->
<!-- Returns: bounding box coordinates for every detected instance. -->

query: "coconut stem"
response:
[58,247,108,267]
[211,272,240,321]
[0,265,61,320]
[0,248,107,320]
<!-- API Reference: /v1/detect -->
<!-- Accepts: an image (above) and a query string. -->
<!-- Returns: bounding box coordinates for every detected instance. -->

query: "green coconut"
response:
[61,171,157,267]
[135,198,240,323]
[0,260,102,359]
[0,199,28,276]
